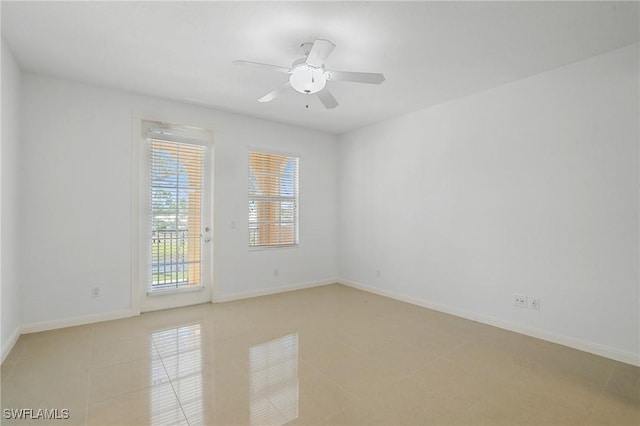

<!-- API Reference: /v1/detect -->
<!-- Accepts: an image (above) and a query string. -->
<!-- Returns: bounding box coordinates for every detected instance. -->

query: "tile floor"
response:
[1,284,638,425]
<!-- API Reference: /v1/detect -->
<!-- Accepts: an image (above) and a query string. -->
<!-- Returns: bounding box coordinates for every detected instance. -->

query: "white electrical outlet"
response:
[274,268,278,277]
[513,294,527,308]
[376,269,381,278]
[530,297,540,310]
[91,287,101,298]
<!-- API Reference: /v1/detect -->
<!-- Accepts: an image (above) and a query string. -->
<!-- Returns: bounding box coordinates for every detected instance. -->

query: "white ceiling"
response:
[2,1,638,134]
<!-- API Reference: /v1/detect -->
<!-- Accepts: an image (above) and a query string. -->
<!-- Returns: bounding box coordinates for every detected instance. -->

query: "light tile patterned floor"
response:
[1,284,638,425]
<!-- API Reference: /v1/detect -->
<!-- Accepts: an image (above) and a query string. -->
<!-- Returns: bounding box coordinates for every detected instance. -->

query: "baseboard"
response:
[7,279,336,350]
[20,310,135,334]
[7,279,636,366]
[1,326,22,363]
[338,279,640,367]
[213,278,337,303]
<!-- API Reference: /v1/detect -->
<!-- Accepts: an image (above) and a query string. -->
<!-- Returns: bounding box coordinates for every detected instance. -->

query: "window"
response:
[248,150,299,248]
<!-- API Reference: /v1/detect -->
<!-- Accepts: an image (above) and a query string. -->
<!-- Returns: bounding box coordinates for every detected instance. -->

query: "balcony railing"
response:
[151,229,200,289]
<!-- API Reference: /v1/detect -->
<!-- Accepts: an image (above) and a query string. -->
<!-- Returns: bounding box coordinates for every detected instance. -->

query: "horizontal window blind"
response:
[150,140,205,290]
[248,151,299,248]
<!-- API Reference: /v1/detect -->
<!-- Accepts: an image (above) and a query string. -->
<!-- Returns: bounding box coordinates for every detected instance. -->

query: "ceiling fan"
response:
[233,39,385,109]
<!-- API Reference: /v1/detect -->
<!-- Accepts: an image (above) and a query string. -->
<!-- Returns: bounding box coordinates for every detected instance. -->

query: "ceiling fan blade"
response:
[306,39,336,67]
[326,70,385,84]
[233,60,290,74]
[258,82,291,103]
[317,88,339,109]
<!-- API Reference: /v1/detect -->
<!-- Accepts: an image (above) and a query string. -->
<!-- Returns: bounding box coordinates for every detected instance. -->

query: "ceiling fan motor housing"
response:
[289,58,327,95]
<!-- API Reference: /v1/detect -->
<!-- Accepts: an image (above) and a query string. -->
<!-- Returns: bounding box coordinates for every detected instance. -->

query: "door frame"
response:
[131,115,215,314]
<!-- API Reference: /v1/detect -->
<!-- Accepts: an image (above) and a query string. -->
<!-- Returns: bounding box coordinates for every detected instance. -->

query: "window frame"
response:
[248,148,300,250]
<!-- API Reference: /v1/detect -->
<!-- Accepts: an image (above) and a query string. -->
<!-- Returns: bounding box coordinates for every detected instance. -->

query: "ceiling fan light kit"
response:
[289,60,327,94]
[234,39,385,109]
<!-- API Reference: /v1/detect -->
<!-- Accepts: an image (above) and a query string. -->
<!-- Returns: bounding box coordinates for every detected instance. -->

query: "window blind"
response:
[150,140,206,290]
[248,151,299,248]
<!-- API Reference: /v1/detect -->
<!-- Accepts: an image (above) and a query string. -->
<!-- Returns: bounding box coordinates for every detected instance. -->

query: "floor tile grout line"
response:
[297,354,376,416]
[83,325,94,426]
[264,398,291,424]
[581,366,616,426]
[257,356,342,425]
[601,363,616,390]
[1,352,17,384]
[1,334,30,384]
[152,334,192,426]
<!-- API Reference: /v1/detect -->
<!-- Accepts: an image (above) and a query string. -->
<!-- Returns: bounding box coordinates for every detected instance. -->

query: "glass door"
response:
[139,121,213,312]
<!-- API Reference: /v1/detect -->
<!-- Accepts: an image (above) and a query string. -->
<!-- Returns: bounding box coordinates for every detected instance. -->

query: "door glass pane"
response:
[150,140,205,291]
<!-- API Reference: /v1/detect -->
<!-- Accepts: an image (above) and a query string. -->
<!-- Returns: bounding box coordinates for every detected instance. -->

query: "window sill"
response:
[249,244,299,252]
[147,284,204,297]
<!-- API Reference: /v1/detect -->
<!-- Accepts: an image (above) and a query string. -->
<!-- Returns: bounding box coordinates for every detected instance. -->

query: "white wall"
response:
[338,44,639,364]
[1,40,22,357]
[19,73,337,326]
[9,42,638,365]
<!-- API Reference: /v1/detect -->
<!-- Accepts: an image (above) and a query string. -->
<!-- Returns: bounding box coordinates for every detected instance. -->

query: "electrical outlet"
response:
[376,269,381,278]
[513,294,527,308]
[91,287,101,298]
[274,268,278,277]
[530,297,540,310]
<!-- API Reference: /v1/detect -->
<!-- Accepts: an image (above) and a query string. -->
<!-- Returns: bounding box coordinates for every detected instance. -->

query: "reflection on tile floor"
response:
[1,284,638,425]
